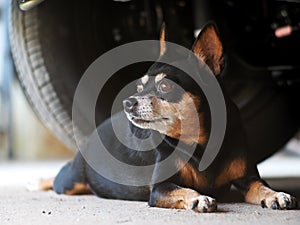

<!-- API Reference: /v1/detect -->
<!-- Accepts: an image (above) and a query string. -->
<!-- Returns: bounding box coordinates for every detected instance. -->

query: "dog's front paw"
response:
[261,192,298,210]
[191,195,217,213]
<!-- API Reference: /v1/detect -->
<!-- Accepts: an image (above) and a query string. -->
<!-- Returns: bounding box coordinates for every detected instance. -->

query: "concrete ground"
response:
[0,186,299,225]
[0,152,300,225]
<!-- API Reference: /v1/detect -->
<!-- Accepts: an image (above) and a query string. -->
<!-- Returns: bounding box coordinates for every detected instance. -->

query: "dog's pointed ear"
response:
[159,22,167,57]
[192,22,224,76]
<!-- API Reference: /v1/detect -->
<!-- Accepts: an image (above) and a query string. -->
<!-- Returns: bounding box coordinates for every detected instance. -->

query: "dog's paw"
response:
[191,195,217,213]
[26,179,41,191]
[261,192,298,210]
[26,178,54,192]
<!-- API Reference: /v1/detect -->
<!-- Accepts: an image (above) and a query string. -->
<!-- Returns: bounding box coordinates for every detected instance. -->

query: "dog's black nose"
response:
[123,97,138,112]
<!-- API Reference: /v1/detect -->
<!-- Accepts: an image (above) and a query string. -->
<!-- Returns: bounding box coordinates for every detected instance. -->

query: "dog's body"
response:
[49,23,298,212]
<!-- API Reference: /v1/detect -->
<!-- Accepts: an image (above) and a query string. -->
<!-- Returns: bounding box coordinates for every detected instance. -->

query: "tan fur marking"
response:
[137,84,143,93]
[192,25,223,76]
[141,75,149,85]
[37,177,54,191]
[215,158,246,187]
[177,160,208,190]
[154,187,200,209]
[245,181,276,205]
[159,23,167,57]
[155,73,167,83]
[65,183,92,195]
[165,92,208,145]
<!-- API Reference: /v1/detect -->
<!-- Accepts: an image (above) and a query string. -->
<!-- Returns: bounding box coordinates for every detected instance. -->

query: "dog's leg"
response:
[38,177,55,190]
[27,177,55,191]
[232,167,298,209]
[53,153,92,195]
[149,182,217,212]
[245,180,298,209]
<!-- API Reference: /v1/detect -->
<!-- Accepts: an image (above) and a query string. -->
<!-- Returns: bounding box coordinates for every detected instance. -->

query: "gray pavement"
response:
[0,186,300,225]
[0,160,300,225]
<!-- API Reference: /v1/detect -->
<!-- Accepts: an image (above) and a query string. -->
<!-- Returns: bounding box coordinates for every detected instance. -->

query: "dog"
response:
[40,22,298,212]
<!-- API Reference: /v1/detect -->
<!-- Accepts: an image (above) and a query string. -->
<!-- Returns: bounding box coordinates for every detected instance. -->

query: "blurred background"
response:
[0,0,300,191]
[0,0,73,160]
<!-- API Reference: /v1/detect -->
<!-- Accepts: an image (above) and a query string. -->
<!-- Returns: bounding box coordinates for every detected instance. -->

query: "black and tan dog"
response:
[41,22,298,212]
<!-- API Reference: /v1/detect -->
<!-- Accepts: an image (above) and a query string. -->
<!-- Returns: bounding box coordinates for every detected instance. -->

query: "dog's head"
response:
[123,22,224,145]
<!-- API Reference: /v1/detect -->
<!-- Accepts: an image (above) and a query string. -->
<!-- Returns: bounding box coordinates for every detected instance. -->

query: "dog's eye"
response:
[137,84,143,93]
[158,80,172,93]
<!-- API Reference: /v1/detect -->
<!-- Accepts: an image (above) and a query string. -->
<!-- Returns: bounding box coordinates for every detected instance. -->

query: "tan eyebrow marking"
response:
[155,73,167,83]
[137,84,143,92]
[141,75,149,85]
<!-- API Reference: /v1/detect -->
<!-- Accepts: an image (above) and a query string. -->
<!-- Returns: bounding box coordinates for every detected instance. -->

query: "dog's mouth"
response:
[131,117,169,124]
